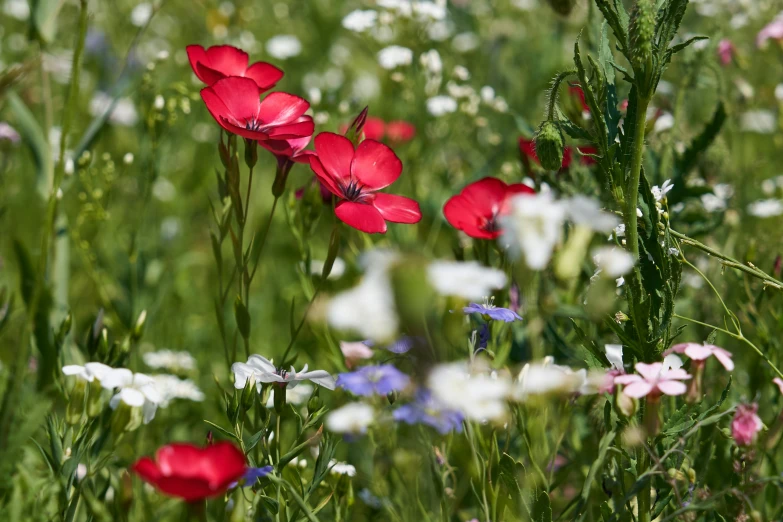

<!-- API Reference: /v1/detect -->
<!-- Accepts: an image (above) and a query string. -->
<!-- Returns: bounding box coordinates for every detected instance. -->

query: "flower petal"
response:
[309,156,343,196]
[712,348,735,371]
[335,201,387,234]
[351,139,402,190]
[258,92,310,126]
[314,132,354,184]
[683,343,713,361]
[204,45,248,76]
[201,77,261,124]
[635,362,663,381]
[657,380,687,396]
[245,62,284,90]
[372,193,422,224]
[622,380,654,398]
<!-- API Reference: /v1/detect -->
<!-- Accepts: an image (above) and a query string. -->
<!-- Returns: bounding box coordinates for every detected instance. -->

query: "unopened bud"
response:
[244,139,258,169]
[66,379,87,425]
[307,388,322,413]
[132,310,147,341]
[111,402,143,436]
[534,120,565,171]
[629,0,655,71]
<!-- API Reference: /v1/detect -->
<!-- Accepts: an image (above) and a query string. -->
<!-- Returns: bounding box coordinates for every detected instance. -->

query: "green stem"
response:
[636,444,651,522]
[546,69,578,120]
[624,94,651,268]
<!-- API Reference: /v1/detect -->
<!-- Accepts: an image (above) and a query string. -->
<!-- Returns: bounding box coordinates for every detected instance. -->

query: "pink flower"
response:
[731,404,763,446]
[340,341,374,369]
[717,39,735,66]
[186,44,283,91]
[773,377,783,394]
[758,17,783,48]
[614,362,691,399]
[663,343,734,371]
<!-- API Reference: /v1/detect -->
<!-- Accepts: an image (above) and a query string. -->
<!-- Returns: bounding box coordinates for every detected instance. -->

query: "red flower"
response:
[519,138,597,169]
[308,132,422,233]
[443,177,534,239]
[131,442,247,502]
[258,123,316,163]
[569,85,590,112]
[386,120,416,143]
[187,44,283,92]
[362,117,386,141]
[200,77,313,141]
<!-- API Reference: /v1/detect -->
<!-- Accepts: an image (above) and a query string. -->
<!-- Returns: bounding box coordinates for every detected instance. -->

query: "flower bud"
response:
[111,401,143,436]
[66,379,87,425]
[272,158,294,197]
[241,380,256,411]
[629,0,655,71]
[534,121,565,171]
[615,389,637,418]
[244,139,258,169]
[86,379,106,418]
[131,310,147,342]
[321,224,342,280]
[307,388,322,414]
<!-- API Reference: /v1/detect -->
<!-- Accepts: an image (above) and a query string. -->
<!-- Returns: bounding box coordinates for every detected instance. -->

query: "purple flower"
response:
[385,336,421,354]
[463,297,521,323]
[337,365,410,396]
[475,323,490,352]
[0,123,20,145]
[231,465,273,488]
[393,390,464,434]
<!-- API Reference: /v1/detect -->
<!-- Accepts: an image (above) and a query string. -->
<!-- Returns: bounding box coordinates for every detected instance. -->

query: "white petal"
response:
[300,370,337,390]
[231,362,256,389]
[63,365,88,379]
[119,388,145,407]
[84,362,113,381]
[247,355,277,374]
[142,401,158,424]
[605,344,624,371]
[100,368,134,389]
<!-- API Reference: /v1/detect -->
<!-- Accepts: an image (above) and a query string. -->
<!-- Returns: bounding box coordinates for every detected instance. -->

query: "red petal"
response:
[204,45,249,76]
[362,117,385,141]
[186,45,212,84]
[314,132,354,183]
[335,201,387,233]
[245,62,284,91]
[156,443,205,479]
[386,121,416,142]
[309,156,343,196]
[131,457,162,483]
[258,92,310,126]
[202,442,247,489]
[154,476,216,501]
[518,138,539,164]
[292,149,316,164]
[350,139,402,190]
[443,194,491,239]
[219,118,269,141]
[372,193,421,224]
[561,147,573,169]
[201,77,261,125]
[266,116,314,139]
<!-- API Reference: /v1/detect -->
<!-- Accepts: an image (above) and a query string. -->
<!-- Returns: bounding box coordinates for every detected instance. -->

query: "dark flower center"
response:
[339,179,367,202]
[245,118,264,132]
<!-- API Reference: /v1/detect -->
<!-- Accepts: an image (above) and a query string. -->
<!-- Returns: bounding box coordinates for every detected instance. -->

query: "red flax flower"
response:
[443,177,534,239]
[131,442,247,502]
[201,77,313,141]
[519,138,597,169]
[309,132,422,233]
[259,129,316,164]
[187,44,283,91]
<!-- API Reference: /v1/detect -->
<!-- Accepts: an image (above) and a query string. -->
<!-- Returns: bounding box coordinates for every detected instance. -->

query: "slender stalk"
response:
[623,94,651,269]
[546,69,578,120]
[636,444,651,522]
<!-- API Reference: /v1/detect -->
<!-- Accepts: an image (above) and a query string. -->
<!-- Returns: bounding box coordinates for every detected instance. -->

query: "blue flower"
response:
[230,465,273,488]
[463,297,522,323]
[392,390,464,434]
[337,365,410,396]
[385,336,421,354]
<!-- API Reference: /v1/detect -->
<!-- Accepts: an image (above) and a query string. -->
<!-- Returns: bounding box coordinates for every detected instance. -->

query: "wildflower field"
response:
[2,0,783,520]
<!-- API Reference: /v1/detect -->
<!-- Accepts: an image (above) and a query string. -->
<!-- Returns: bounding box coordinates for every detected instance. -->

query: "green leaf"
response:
[7,92,53,198]
[532,490,552,522]
[599,22,615,86]
[203,420,239,441]
[31,0,66,43]
[577,430,615,512]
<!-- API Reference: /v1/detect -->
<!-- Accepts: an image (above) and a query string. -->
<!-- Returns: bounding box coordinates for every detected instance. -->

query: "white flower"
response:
[307,258,346,279]
[426,95,457,116]
[266,35,302,60]
[266,384,313,408]
[747,199,783,218]
[130,3,152,27]
[142,349,196,372]
[151,375,205,407]
[412,1,446,21]
[232,355,336,391]
[326,403,375,434]
[740,110,776,134]
[662,353,684,372]
[327,270,398,341]
[513,360,586,400]
[616,276,625,287]
[452,32,479,52]
[605,344,624,371]
[329,460,357,476]
[499,192,566,270]
[653,112,674,133]
[427,261,506,300]
[123,153,134,165]
[62,362,114,382]
[567,196,621,233]
[428,362,510,422]
[4,0,29,20]
[701,193,727,213]
[342,9,377,32]
[377,45,413,69]
[652,179,674,201]
[776,83,783,102]
[419,49,443,74]
[102,370,163,424]
[592,247,635,277]
[612,223,626,238]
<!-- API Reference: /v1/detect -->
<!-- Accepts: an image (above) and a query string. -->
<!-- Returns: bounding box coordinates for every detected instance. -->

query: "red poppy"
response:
[186,44,283,92]
[308,132,422,233]
[258,120,316,163]
[131,442,247,502]
[519,138,597,169]
[200,77,313,141]
[386,120,416,142]
[443,177,534,239]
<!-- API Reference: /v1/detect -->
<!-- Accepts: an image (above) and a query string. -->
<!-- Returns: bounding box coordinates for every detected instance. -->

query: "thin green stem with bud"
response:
[546,69,578,121]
